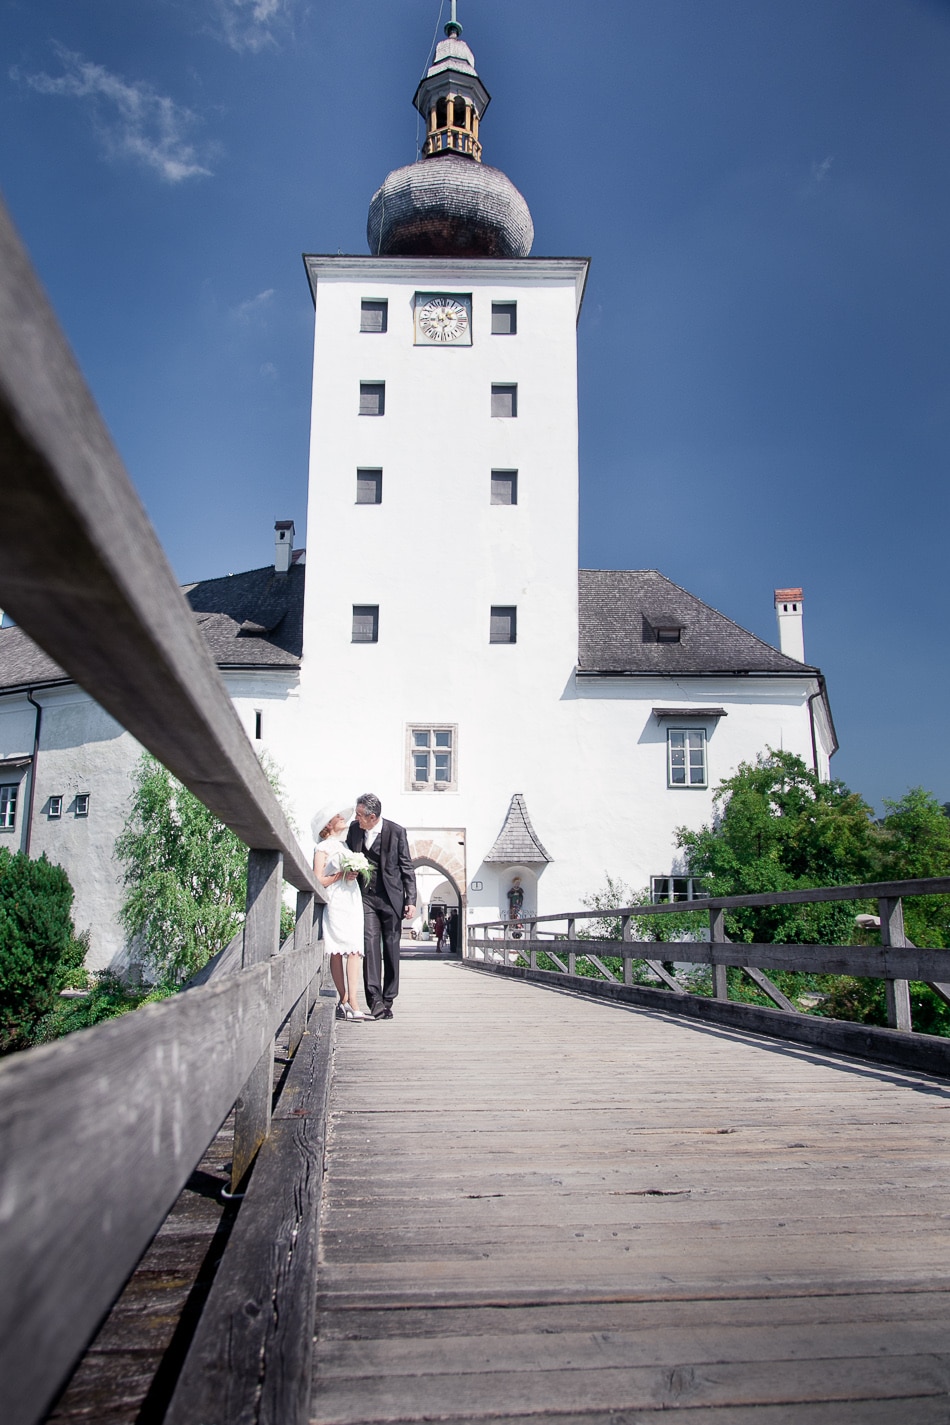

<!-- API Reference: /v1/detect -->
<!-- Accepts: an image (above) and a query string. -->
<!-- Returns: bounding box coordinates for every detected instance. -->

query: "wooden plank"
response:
[741,965,800,1013]
[880,896,912,1031]
[232,851,284,1188]
[0,198,316,893]
[313,960,950,1423]
[463,963,950,1077]
[166,997,334,1425]
[0,942,318,1425]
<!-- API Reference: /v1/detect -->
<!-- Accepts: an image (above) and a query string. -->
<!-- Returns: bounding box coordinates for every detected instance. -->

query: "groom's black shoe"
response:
[371,1003,387,1019]
[380,1008,394,1019]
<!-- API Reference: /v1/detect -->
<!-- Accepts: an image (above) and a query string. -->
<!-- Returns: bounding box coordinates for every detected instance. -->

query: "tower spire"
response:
[414,6,487,161]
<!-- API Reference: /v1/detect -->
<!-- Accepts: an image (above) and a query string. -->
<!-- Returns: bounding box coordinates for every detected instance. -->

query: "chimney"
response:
[774,587,804,662]
[274,519,295,574]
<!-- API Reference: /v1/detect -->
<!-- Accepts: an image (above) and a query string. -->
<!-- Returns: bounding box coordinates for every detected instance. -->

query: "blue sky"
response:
[2,0,949,812]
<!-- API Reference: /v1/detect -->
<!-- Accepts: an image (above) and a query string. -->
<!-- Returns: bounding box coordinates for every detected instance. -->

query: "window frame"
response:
[360,299,388,333]
[351,605,379,644]
[490,605,517,644]
[491,301,517,335]
[48,794,63,819]
[490,469,518,505]
[0,783,17,830]
[356,468,383,505]
[74,793,90,817]
[667,727,707,789]
[490,383,518,418]
[650,875,707,904]
[359,382,385,416]
[405,723,458,792]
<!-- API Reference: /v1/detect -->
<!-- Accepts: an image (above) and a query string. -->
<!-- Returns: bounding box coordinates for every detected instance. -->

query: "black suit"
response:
[346,818,416,1011]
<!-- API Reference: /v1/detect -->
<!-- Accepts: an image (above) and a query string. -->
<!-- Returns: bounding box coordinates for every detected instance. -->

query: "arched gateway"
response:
[407,828,466,943]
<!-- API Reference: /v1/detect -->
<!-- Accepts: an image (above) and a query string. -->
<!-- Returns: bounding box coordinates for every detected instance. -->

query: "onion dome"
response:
[367,6,534,258]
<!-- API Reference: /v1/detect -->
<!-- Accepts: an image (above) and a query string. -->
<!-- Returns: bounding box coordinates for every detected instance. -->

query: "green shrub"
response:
[30,971,175,1044]
[0,849,86,1053]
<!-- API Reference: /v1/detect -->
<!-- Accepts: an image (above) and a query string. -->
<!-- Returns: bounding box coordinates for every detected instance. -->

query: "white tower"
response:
[293,9,588,921]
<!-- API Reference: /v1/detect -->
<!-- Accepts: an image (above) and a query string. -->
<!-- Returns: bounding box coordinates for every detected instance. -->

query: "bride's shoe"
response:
[344,1005,369,1020]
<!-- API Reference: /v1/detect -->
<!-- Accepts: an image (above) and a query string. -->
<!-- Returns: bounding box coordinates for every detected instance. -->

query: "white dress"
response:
[317,836,365,957]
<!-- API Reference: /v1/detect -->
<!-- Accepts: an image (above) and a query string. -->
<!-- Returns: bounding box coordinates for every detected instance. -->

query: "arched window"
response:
[435,97,448,128]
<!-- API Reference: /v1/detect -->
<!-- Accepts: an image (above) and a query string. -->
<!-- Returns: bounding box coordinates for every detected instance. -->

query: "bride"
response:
[311,800,368,1020]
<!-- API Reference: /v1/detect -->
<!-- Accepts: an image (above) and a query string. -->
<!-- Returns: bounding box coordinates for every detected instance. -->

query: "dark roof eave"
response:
[576,667,821,679]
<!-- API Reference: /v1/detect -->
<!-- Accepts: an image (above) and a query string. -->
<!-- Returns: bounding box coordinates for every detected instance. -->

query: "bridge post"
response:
[567,917,577,975]
[287,889,316,1055]
[621,915,634,985]
[879,896,912,1032]
[232,848,283,1189]
[710,907,728,1000]
[529,923,538,969]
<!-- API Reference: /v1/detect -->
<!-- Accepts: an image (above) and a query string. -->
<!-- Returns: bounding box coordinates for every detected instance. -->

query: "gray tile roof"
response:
[578,570,817,676]
[484,793,552,864]
[0,564,304,693]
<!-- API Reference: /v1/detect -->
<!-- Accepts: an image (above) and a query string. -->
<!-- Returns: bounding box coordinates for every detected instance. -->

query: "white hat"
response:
[311,799,355,843]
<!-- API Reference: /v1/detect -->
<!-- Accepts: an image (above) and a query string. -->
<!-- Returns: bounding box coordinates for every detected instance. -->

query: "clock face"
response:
[415,293,472,345]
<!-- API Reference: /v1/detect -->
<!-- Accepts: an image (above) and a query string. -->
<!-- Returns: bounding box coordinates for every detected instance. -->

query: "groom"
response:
[347,793,416,1019]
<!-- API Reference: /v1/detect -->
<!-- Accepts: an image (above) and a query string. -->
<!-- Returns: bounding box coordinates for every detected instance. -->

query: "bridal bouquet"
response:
[339,850,372,886]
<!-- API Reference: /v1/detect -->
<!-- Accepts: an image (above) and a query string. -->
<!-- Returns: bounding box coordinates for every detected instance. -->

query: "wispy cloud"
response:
[812,155,834,185]
[13,47,212,182]
[231,289,276,324]
[213,0,293,53]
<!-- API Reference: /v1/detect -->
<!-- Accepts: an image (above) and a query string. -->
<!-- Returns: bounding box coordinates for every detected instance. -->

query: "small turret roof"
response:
[484,793,553,864]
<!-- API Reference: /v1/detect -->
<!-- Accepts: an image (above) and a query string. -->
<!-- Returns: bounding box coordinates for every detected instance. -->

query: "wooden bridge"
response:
[1,198,950,1424]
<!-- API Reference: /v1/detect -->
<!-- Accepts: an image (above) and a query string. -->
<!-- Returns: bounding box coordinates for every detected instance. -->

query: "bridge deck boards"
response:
[313,959,950,1423]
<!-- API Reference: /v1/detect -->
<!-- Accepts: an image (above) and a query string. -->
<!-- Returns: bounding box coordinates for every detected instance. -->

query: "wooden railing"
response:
[0,198,328,1425]
[466,878,950,1076]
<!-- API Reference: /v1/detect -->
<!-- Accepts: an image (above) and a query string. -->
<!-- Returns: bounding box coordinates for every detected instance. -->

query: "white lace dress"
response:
[317,836,365,957]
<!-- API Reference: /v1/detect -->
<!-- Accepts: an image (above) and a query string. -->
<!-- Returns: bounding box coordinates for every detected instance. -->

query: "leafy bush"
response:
[30,972,175,1044]
[0,849,86,1053]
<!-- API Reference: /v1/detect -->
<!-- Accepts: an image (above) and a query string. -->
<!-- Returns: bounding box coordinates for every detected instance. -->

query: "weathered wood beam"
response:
[165,997,334,1425]
[0,200,316,893]
[0,944,319,1425]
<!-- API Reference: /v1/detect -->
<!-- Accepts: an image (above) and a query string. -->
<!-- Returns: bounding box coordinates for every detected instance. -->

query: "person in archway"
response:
[430,904,446,952]
[446,907,460,955]
[346,794,417,1019]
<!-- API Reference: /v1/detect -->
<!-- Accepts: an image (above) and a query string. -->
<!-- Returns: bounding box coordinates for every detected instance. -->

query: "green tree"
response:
[676,749,878,945]
[0,849,86,1052]
[876,788,950,947]
[116,753,296,984]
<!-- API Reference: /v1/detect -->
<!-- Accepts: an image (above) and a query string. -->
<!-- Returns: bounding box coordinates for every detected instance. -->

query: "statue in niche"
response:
[507,876,524,938]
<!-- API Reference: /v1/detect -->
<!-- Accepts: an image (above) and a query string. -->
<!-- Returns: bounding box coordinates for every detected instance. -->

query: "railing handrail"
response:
[0,199,316,893]
[470,875,950,930]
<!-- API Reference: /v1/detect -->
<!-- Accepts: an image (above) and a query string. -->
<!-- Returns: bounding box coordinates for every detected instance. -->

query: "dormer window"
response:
[644,613,683,643]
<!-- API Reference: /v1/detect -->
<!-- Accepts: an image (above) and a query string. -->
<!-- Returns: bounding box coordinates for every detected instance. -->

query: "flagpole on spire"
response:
[445,1,462,39]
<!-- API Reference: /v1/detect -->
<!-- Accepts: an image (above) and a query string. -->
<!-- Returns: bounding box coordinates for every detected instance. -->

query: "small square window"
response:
[360,299,388,333]
[0,784,17,829]
[651,876,706,903]
[491,301,517,335]
[491,470,518,505]
[490,606,517,643]
[406,725,456,791]
[254,710,263,741]
[667,729,706,789]
[48,795,63,819]
[359,382,385,416]
[491,383,517,418]
[352,605,379,643]
[75,793,90,817]
[356,469,383,504]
